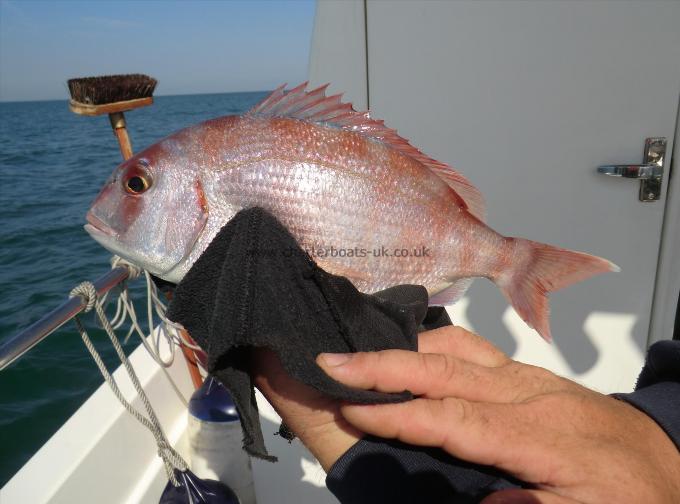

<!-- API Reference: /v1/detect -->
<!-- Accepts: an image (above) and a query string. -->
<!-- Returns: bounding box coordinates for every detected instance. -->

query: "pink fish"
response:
[86,83,618,341]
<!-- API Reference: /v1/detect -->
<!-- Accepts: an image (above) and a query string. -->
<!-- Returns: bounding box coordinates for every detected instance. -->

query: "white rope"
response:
[98,256,207,406]
[70,281,189,486]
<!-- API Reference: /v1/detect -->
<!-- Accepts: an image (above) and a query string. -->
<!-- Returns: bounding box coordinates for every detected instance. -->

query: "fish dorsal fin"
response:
[248,83,486,222]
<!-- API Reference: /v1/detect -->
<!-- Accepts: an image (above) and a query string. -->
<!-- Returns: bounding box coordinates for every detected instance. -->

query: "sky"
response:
[0,0,316,102]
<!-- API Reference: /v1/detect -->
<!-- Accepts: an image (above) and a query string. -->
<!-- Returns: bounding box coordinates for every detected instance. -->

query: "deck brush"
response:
[67,74,157,105]
[67,73,158,161]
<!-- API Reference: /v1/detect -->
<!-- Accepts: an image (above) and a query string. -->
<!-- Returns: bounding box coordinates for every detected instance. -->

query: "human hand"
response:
[250,348,362,471]
[317,325,680,503]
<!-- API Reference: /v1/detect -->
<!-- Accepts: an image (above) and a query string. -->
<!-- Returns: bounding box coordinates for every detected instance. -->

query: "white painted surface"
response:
[1,340,194,504]
[310,0,680,393]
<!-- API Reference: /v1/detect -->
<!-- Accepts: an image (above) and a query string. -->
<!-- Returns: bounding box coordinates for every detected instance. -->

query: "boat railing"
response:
[0,266,132,370]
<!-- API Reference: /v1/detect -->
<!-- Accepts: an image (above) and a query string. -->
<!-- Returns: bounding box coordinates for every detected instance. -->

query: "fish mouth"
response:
[85,212,117,238]
[84,212,130,262]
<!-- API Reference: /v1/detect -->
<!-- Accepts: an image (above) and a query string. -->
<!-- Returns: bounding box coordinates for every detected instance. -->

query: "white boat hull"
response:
[1,341,338,503]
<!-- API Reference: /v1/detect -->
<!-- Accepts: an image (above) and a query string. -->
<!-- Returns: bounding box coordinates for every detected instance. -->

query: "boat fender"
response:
[187,376,256,504]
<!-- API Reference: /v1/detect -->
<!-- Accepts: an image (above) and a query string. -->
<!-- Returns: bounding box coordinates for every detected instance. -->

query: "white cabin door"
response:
[309,0,680,392]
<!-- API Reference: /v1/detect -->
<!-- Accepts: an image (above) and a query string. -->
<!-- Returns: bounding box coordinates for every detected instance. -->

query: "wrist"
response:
[294,416,363,472]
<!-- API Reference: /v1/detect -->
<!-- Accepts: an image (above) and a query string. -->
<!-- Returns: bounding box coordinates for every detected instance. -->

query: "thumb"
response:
[481,489,581,504]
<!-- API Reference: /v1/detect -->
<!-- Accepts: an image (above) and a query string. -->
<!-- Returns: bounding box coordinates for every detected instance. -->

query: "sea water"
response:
[0,91,267,486]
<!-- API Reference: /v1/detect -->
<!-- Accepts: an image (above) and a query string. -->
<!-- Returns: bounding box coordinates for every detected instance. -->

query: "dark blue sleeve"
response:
[614,339,680,450]
[325,436,519,504]
[326,339,680,504]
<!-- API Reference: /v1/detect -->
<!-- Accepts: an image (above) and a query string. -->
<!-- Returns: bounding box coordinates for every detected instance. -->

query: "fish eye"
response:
[123,165,152,195]
[126,176,147,194]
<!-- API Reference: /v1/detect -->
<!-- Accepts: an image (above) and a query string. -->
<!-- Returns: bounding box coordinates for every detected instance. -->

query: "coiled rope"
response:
[69,258,194,486]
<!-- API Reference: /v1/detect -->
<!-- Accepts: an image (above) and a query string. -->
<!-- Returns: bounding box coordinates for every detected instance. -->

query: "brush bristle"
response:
[67,74,157,105]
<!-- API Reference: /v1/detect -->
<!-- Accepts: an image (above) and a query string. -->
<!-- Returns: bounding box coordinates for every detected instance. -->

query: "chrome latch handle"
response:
[597,164,663,179]
[597,137,666,202]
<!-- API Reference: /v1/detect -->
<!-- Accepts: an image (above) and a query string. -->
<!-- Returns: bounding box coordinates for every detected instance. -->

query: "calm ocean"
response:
[0,91,267,486]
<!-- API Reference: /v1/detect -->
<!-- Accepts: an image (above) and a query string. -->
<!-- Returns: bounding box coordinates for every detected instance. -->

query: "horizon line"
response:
[0,88,272,105]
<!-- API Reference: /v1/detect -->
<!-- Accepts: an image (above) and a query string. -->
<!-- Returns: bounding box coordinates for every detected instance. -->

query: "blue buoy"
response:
[188,376,239,422]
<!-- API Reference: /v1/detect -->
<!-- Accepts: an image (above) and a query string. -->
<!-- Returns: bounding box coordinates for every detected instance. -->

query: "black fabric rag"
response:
[167,207,432,460]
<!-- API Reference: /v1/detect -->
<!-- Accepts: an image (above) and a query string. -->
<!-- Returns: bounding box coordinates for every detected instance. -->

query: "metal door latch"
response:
[597,137,666,202]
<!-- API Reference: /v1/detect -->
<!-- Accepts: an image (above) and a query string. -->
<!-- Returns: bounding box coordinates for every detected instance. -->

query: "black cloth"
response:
[326,339,680,503]
[167,207,429,460]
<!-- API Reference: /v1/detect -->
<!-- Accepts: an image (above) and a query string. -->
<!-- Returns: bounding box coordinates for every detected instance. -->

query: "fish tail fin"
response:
[496,238,619,342]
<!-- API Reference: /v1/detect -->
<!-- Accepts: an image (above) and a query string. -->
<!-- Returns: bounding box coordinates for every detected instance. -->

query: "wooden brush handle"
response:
[179,330,205,389]
[109,112,133,160]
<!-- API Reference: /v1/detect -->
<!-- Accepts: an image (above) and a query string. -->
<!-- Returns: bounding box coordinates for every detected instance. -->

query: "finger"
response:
[417,325,509,367]
[317,349,523,403]
[339,398,544,474]
[481,489,580,504]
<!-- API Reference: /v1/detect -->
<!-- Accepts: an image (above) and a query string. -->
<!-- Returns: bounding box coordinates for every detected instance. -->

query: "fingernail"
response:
[319,353,352,367]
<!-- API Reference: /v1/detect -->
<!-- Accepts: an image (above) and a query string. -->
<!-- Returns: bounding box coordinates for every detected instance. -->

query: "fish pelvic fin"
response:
[247,83,486,222]
[496,238,620,342]
[428,278,474,306]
